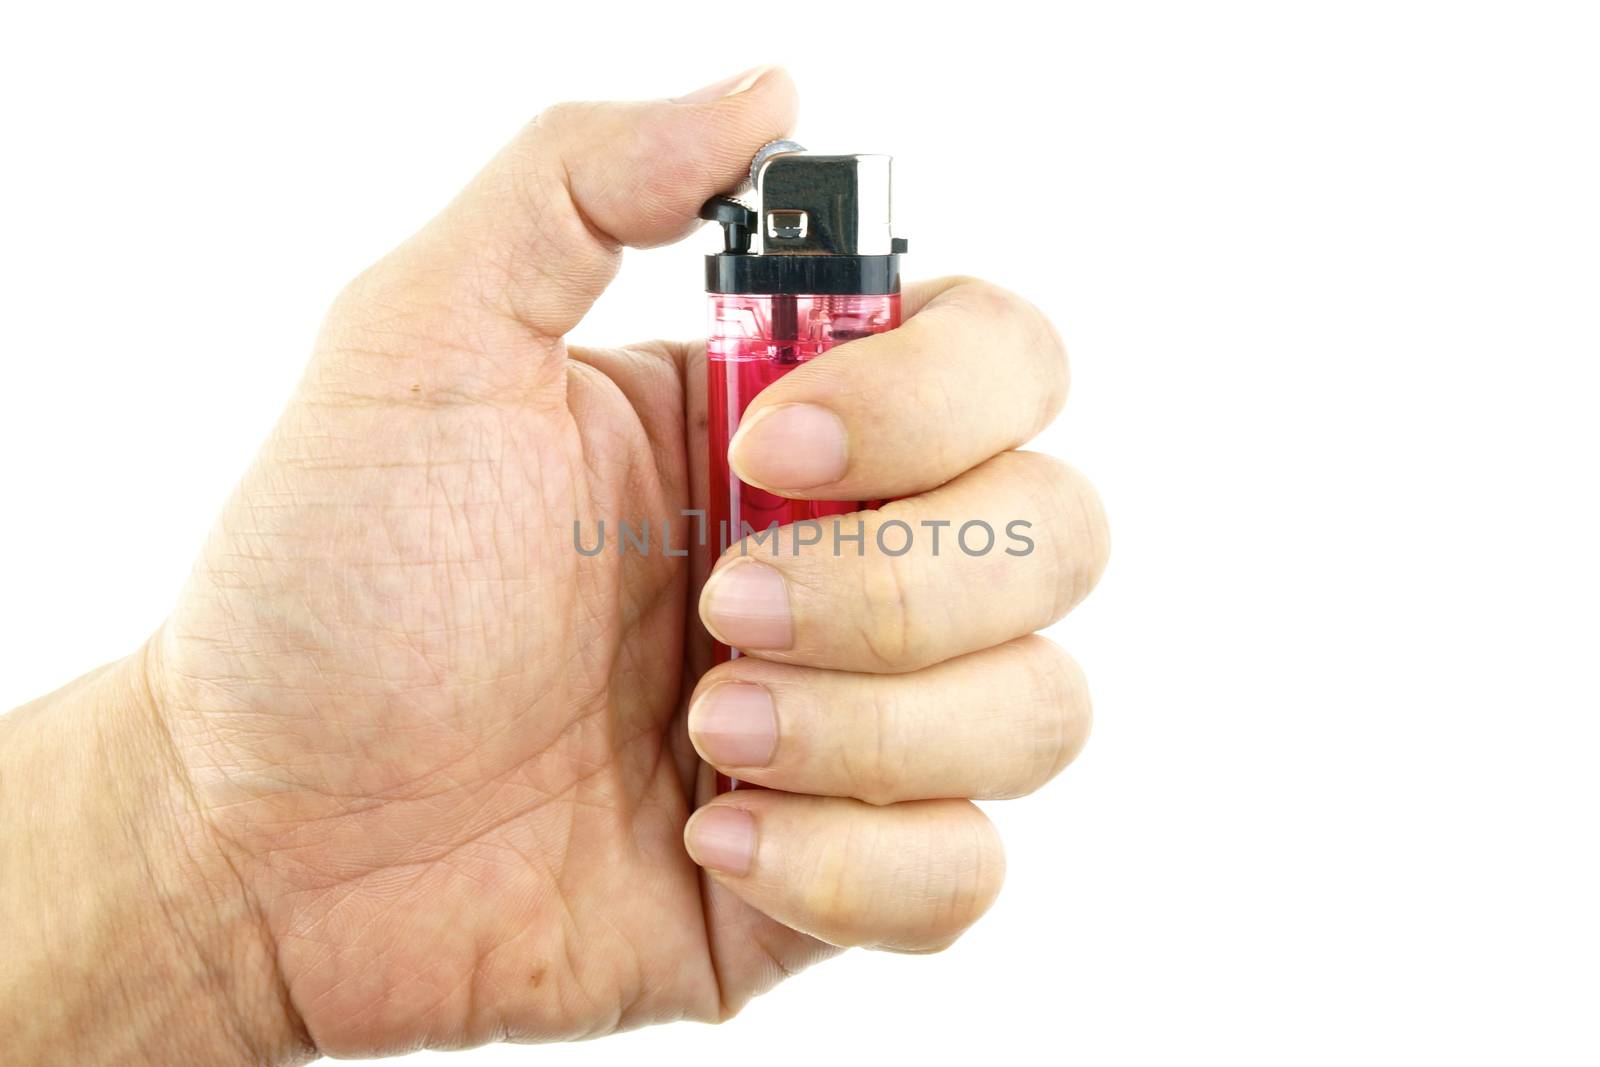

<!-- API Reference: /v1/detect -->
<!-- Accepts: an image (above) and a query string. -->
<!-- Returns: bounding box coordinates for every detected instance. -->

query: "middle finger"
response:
[698,450,1108,673]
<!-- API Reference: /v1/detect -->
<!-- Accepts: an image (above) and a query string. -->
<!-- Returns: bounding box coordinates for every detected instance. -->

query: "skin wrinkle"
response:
[209,685,613,883]
[317,296,571,410]
[145,641,289,906]
[557,145,628,254]
[540,818,611,1031]
[877,679,926,805]
[856,516,921,671]
[115,681,271,1061]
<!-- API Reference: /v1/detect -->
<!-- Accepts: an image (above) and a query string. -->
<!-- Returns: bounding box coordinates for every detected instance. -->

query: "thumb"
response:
[376,67,796,344]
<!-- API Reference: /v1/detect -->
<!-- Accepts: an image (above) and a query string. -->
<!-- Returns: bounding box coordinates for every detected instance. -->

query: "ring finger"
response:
[688,636,1091,804]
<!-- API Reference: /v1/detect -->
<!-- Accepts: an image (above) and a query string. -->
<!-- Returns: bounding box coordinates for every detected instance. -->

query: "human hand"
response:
[4,67,1107,1062]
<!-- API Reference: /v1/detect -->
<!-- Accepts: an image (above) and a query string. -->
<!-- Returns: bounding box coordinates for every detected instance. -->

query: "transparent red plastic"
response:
[706,292,902,598]
[706,292,900,790]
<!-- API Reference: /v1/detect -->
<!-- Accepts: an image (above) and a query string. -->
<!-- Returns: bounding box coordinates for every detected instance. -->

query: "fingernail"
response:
[730,403,849,490]
[675,65,774,104]
[690,683,779,768]
[685,806,757,875]
[703,561,793,650]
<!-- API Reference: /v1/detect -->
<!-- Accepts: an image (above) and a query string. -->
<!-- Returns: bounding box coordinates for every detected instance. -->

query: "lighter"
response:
[700,142,907,789]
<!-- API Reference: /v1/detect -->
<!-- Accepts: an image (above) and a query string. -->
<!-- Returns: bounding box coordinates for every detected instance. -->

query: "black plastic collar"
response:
[704,253,902,295]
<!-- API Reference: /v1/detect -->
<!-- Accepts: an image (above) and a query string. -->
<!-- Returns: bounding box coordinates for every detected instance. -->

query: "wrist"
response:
[0,641,314,1066]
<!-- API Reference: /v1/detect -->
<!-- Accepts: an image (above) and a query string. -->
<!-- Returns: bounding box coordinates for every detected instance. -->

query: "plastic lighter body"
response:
[705,290,901,650]
[700,143,907,790]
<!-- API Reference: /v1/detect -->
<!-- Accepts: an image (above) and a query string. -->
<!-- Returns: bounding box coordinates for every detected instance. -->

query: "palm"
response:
[159,331,826,1054]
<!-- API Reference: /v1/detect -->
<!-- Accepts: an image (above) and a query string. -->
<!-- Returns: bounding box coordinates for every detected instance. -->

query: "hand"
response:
[1,67,1107,1063]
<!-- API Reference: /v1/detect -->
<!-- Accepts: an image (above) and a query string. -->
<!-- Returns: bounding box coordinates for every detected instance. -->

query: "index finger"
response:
[726,277,1070,500]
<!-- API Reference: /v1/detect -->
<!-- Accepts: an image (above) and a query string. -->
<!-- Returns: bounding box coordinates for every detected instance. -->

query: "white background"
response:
[3,1,1596,1063]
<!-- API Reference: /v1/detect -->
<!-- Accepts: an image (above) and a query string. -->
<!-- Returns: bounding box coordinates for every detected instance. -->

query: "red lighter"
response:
[700,142,906,790]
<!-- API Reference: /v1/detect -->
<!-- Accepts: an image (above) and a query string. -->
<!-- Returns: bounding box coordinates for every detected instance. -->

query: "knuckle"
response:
[323,257,415,341]
[940,281,1068,441]
[949,279,1069,432]
[802,803,1004,952]
[529,99,595,138]
[952,276,1021,319]
[328,260,381,319]
[1008,452,1111,623]
[867,805,1003,952]
[920,803,1006,944]
[927,273,987,303]
[1032,310,1071,427]
[1010,637,1092,792]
